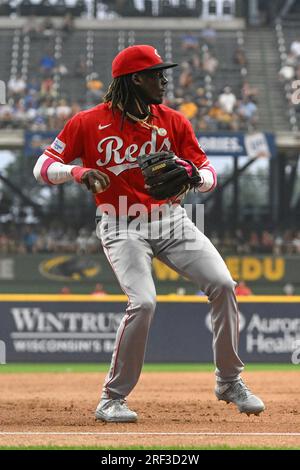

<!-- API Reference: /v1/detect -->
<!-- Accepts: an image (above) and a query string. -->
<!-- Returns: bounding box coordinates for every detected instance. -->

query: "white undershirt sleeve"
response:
[33,154,77,185]
[197,165,217,193]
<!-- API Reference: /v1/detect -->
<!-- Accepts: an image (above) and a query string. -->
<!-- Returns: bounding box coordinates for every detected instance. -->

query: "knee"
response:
[220,278,236,292]
[129,293,157,318]
[208,277,236,299]
[139,295,157,315]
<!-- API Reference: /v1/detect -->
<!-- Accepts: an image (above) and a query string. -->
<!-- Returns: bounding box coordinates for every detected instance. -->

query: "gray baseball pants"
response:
[99,204,244,400]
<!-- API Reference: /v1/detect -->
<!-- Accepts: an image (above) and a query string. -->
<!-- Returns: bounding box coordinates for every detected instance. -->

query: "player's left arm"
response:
[176,116,217,193]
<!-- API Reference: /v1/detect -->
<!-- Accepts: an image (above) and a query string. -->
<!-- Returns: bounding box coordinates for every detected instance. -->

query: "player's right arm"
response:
[33,113,110,194]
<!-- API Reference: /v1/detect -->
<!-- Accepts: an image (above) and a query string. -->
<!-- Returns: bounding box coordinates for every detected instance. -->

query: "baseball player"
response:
[33,45,265,422]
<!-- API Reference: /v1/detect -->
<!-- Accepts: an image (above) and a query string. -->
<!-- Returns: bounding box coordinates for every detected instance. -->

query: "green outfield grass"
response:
[0,363,298,373]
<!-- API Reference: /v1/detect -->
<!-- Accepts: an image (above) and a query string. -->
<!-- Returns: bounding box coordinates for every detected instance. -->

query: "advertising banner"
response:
[0,255,297,289]
[24,131,277,159]
[0,298,299,363]
[197,132,276,158]
[24,131,57,157]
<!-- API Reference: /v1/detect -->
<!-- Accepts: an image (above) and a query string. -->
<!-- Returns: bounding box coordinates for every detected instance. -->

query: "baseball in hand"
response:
[94,180,104,193]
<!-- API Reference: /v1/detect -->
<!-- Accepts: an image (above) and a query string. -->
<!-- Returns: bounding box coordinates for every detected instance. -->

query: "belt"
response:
[102,212,161,223]
[97,202,179,224]
[128,212,161,222]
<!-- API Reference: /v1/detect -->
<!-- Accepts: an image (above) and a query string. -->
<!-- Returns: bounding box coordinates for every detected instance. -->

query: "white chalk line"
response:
[0,432,300,437]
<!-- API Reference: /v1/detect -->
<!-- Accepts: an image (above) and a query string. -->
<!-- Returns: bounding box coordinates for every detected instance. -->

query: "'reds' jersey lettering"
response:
[44,102,209,212]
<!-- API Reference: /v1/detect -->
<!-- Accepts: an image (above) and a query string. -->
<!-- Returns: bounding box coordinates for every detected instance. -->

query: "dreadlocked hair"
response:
[103,75,154,127]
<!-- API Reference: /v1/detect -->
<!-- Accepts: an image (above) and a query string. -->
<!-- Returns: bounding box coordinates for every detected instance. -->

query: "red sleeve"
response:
[176,115,209,168]
[44,113,84,164]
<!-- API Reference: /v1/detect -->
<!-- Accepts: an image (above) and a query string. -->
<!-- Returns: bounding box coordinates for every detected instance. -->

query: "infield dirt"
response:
[0,371,299,449]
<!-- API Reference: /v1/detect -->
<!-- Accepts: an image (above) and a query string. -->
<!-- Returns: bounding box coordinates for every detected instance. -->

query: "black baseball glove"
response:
[137,151,202,200]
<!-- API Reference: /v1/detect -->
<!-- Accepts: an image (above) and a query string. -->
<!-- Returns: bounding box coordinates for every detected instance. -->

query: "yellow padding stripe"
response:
[0,295,300,303]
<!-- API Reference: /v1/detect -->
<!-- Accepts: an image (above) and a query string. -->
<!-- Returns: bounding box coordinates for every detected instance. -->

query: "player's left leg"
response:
[153,204,265,415]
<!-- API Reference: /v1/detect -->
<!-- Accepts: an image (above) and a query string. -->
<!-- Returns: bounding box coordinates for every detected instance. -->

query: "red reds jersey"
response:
[44,102,210,214]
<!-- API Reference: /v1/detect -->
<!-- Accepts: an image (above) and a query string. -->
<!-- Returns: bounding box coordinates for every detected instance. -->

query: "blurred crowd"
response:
[279,35,300,127]
[1,69,104,131]
[1,223,300,256]
[165,31,259,133]
[210,228,300,255]
[0,223,100,254]
[0,15,104,131]
[279,38,300,84]
[0,25,259,133]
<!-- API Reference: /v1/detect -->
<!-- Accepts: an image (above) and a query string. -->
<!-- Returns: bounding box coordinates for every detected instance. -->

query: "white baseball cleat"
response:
[215,379,265,416]
[95,399,138,423]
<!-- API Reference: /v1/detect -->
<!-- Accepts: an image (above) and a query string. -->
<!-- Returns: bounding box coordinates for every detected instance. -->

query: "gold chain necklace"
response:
[117,103,167,136]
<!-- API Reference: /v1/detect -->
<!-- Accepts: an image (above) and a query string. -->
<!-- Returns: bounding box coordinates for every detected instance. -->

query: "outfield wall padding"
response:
[0,296,299,363]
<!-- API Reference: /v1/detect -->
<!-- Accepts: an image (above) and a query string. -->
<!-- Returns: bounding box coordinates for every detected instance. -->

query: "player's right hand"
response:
[71,167,110,193]
[81,169,111,194]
